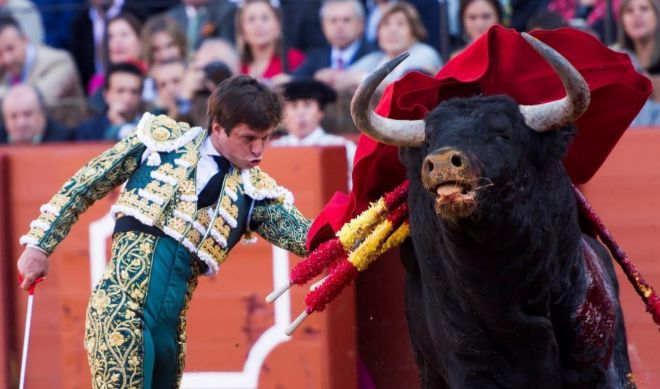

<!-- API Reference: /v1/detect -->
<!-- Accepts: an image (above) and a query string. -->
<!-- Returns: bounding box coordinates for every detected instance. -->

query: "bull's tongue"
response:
[436,184,463,197]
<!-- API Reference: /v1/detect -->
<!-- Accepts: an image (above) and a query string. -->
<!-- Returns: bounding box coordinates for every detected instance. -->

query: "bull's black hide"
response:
[399,96,632,389]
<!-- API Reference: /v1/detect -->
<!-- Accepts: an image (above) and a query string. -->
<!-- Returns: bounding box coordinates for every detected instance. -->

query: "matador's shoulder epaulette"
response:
[135,112,204,166]
[241,167,294,207]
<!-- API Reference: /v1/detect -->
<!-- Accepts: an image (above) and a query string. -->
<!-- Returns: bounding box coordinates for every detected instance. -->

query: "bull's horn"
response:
[350,52,426,147]
[519,33,590,132]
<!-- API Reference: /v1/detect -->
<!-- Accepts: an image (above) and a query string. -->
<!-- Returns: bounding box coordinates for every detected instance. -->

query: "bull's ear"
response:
[540,124,577,163]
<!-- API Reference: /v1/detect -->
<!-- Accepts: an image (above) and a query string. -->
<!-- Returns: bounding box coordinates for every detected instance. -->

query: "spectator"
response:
[0,83,72,144]
[177,38,236,127]
[342,2,443,92]
[0,0,43,43]
[273,78,356,188]
[236,0,305,84]
[616,0,660,71]
[365,0,394,44]
[75,62,144,141]
[510,0,548,31]
[34,0,82,49]
[150,59,186,118]
[140,15,187,104]
[614,0,660,125]
[87,12,143,95]
[548,0,620,39]
[294,0,375,86]
[0,15,84,108]
[141,15,187,68]
[166,0,237,55]
[68,0,144,93]
[280,0,326,52]
[452,0,503,57]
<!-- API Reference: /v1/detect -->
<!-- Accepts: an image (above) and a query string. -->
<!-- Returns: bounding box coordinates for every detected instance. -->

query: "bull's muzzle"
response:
[422,148,478,220]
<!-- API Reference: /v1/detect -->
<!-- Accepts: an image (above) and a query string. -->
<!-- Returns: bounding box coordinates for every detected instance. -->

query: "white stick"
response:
[285,311,310,336]
[309,275,329,292]
[265,282,292,303]
[19,295,34,389]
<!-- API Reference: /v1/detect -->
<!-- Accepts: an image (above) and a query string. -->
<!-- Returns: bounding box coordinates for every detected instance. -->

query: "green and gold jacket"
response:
[20,113,311,276]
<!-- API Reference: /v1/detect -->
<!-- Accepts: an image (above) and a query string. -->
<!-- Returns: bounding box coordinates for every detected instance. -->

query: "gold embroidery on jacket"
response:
[84,232,155,389]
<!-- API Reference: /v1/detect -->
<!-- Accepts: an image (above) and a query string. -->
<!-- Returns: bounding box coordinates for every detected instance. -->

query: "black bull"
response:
[349,37,635,388]
[399,96,632,388]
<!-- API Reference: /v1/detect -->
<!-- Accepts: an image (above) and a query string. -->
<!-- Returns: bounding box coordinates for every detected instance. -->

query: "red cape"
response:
[307,26,651,249]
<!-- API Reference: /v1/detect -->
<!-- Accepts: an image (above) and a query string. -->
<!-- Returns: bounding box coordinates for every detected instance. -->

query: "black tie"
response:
[197,155,230,209]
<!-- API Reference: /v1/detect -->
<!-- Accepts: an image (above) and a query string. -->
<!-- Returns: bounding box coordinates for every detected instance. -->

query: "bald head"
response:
[2,84,47,144]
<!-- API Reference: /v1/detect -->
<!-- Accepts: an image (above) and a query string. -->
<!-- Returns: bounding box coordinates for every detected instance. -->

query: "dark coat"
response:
[280,0,326,52]
[292,40,375,78]
[166,0,237,50]
[74,115,111,141]
[0,118,73,144]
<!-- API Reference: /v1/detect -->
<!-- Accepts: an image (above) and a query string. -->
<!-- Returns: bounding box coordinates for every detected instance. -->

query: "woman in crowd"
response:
[342,1,442,91]
[615,0,660,125]
[87,13,144,113]
[87,12,143,95]
[235,0,305,84]
[141,16,188,104]
[141,15,188,68]
[617,0,660,72]
[452,0,502,57]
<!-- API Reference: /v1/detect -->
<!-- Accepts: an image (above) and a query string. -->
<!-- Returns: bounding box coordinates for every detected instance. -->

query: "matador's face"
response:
[211,122,273,170]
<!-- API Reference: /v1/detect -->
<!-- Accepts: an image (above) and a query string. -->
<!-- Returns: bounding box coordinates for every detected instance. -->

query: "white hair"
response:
[320,0,365,21]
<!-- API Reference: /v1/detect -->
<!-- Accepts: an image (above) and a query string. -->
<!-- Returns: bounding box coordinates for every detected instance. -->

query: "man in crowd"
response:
[150,59,187,118]
[0,83,72,143]
[273,78,356,188]
[167,0,237,55]
[75,62,144,140]
[17,75,311,389]
[293,0,373,89]
[0,15,83,107]
[176,38,236,127]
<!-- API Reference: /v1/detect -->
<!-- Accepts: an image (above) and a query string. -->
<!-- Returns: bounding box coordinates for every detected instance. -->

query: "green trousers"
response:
[84,231,200,389]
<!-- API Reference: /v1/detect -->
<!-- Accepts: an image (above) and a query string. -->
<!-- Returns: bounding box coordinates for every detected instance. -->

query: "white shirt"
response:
[330,40,361,70]
[195,134,224,195]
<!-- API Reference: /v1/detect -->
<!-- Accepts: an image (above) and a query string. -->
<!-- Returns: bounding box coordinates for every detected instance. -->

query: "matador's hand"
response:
[17,247,49,291]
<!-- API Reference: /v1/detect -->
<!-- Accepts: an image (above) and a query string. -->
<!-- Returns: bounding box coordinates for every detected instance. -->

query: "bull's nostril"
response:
[426,160,434,172]
[451,154,463,168]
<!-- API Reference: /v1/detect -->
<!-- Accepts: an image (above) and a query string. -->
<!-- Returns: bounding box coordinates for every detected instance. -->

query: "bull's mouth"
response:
[432,180,477,219]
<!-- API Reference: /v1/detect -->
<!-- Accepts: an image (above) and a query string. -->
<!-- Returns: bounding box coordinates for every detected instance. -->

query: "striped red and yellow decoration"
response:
[265,181,411,334]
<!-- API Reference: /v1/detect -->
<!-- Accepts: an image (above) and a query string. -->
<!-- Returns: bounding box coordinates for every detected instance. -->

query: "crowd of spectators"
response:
[0,0,658,147]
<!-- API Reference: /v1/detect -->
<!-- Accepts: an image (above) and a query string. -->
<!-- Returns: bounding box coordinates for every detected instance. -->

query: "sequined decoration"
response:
[84,232,156,389]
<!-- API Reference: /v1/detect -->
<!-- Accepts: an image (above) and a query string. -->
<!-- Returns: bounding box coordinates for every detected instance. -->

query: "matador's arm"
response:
[249,199,311,257]
[20,132,146,255]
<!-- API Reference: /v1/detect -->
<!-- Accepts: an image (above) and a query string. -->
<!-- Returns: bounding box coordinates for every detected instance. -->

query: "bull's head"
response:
[351,33,590,221]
